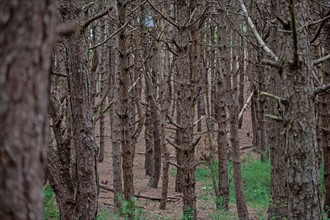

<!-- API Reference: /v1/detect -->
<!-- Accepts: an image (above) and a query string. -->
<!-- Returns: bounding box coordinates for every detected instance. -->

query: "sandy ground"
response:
[96,104,256,219]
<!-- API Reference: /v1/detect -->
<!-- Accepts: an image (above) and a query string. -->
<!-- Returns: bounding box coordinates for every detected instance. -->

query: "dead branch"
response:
[238,90,254,121]
[99,185,180,201]
[168,161,183,169]
[166,138,182,150]
[314,83,330,96]
[240,145,254,151]
[239,0,278,61]
[146,0,179,28]
[82,7,113,30]
[167,115,182,130]
[312,54,330,66]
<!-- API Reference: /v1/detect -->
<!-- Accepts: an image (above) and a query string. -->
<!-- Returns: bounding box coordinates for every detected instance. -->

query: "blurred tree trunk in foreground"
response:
[0,1,56,219]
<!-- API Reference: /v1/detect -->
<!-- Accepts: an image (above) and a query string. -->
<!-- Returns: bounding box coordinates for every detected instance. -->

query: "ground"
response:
[96,105,257,220]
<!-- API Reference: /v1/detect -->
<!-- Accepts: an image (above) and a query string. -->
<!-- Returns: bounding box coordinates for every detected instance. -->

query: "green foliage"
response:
[97,208,115,220]
[240,155,270,208]
[43,186,59,220]
[209,210,239,220]
[195,154,271,219]
[116,196,145,220]
[182,207,194,220]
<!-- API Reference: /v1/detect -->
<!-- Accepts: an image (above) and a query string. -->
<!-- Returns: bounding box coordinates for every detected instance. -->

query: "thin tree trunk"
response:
[320,2,330,217]
[117,0,134,205]
[225,55,249,219]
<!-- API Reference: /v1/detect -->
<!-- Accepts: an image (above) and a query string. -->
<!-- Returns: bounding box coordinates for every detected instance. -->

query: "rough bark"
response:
[62,1,99,219]
[225,57,249,220]
[108,35,123,209]
[0,1,56,219]
[216,7,230,210]
[117,0,135,203]
[272,1,322,218]
[320,2,330,217]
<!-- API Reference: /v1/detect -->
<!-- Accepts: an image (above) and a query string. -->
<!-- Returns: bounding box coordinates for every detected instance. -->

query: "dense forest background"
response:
[1,0,330,219]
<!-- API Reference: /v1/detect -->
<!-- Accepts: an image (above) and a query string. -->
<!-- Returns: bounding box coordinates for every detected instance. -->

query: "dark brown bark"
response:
[320,3,330,217]
[216,8,230,210]
[0,1,56,219]
[47,58,76,220]
[98,18,107,163]
[108,39,123,209]
[270,1,322,218]
[225,57,249,219]
[62,1,99,219]
[117,0,134,203]
[144,103,154,176]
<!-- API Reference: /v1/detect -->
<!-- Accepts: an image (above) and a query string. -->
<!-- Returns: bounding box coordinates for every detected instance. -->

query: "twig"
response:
[99,185,180,201]
[167,115,182,130]
[89,20,130,50]
[146,0,179,28]
[265,114,283,122]
[314,83,330,96]
[168,161,183,169]
[260,91,284,104]
[166,138,182,150]
[82,7,113,30]
[51,71,68,78]
[312,54,330,66]
[240,145,254,151]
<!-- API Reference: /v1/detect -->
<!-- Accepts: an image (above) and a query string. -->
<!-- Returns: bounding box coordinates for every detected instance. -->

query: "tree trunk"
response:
[320,2,330,217]
[216,8,230,209]
[272,1,322,218]
[0,1,56,219]
[225,56,249,219]
[117,0,134,204]
[63,1,99,218]
[109,42,124,209]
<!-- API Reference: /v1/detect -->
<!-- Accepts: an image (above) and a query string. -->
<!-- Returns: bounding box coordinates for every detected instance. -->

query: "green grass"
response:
[195,154,271,219]
[44,157,325,219]
[43,186,59,220]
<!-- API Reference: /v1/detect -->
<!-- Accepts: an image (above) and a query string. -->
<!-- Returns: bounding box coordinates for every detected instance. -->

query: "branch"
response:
[166,138,182,150]
[82,7,113,30]
[93,86,110,112]
[310,9,330,43]
[314,83,330,96]
[99,184,180,201]
[167,115,182,130]
[146,0,179,28]
[238,90,254,121]
[265,114,283,122]
[261,59,282,68]
[89,19,131,50]
[239,0,278,61]
[260,91,283,103]
[168,161,183,169]
[312,54,330,66]
[51,71,68,78]
[191,135,202,149]
[289,0,299,66]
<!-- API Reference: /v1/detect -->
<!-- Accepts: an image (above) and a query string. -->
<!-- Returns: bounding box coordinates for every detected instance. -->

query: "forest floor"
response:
[95,105,265,220]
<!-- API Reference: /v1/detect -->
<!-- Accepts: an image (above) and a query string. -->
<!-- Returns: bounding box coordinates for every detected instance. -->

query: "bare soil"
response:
[96,105,257,220]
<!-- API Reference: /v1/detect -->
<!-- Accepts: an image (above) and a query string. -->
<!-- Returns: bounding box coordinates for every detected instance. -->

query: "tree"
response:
[240,0,324,218]
[0,0,56,219]
[47,1,101,219]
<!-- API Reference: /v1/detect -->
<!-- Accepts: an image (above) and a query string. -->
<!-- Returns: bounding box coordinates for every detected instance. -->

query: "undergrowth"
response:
[43,154,325,219]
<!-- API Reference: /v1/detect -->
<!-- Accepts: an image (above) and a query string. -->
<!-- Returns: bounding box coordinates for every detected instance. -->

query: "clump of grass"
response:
[195,154,271,219]
[43,186,59,220]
